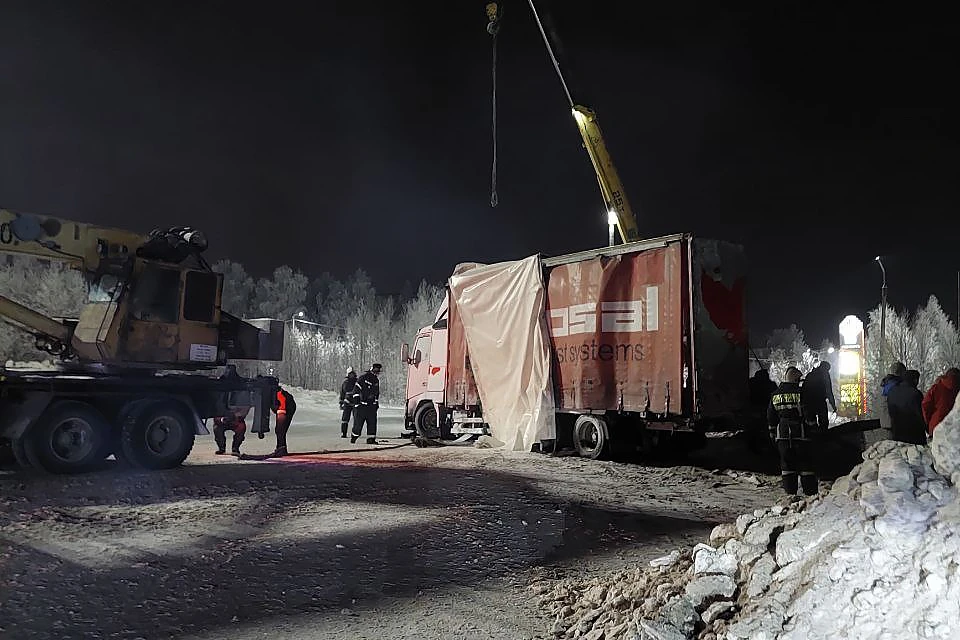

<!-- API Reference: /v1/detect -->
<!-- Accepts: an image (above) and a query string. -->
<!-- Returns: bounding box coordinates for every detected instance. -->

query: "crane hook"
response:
[486,2,500,35]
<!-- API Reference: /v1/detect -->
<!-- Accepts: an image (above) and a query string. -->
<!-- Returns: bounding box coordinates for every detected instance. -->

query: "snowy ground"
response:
[0,389,836,639]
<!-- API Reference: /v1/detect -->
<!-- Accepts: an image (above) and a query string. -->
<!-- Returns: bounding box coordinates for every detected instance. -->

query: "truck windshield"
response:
[88,274,120,302]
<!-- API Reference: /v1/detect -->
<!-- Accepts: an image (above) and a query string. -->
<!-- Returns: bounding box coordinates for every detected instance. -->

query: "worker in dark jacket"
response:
[801,361,836,430]
[769,366,819,496]
[213,406,249,456]
[350,363,382,444]
[339,368,358,438]
[749,369,778,412]
[878,362,906,435]
[887,369,927,444]
[271,385,297,456]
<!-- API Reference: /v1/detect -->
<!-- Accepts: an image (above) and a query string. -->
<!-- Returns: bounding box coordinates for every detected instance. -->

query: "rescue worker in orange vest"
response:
[213,406,249,456]
[768,366,819,496]
[271,385,297,456]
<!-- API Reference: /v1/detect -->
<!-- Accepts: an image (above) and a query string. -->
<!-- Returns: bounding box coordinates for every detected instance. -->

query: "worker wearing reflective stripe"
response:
[271,386,297,456]
[767,366,819,496]
[350,363,382,444]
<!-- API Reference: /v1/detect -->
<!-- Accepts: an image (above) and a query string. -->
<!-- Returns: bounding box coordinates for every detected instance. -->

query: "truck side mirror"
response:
[414,350,422,366]
[400,342,410,364]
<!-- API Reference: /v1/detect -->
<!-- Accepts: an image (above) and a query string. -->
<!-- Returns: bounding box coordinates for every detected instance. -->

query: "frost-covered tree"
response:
[764,324,815,382]
[320,269,377,328]
[250,265,308,320]
[212,259,254,317]
[864,296,960,415]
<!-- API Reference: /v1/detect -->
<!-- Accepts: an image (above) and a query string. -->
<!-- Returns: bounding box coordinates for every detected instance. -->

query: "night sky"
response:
[1,2,956,344]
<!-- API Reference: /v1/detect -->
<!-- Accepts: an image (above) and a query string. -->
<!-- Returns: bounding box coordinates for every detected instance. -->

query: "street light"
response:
[291,310,305,329]
[875,256,887,366]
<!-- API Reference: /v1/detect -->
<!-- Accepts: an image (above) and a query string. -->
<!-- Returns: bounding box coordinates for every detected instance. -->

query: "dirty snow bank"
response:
[536,402,960,640]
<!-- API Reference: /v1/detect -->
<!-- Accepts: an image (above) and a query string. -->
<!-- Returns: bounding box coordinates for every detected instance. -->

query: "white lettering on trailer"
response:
[645,286,659,331]
[549,286,660,336]
[600,300,642,332]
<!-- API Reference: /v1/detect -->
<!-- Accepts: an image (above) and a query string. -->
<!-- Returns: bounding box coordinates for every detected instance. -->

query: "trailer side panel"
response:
[545,242,685,414]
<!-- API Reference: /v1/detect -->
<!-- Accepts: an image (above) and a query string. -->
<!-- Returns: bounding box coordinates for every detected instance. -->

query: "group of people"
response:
[338,363,383,444]
[211,363,383,457]
[751,362,837,498]
[879,362,959,444]
[751,360,960,498]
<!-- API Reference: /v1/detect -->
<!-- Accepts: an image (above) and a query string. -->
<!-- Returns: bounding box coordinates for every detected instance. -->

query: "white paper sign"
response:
[189,344,218,362]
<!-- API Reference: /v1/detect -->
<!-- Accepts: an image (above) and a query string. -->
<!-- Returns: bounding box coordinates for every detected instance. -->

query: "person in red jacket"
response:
[270,386,297,456]
[922,368,960,436]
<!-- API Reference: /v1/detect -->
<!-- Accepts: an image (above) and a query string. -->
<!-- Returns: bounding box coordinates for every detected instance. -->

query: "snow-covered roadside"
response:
[537,402,960,640]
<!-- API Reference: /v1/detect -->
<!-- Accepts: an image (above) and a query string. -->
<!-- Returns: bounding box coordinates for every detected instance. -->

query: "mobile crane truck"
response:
[0,208,284,474]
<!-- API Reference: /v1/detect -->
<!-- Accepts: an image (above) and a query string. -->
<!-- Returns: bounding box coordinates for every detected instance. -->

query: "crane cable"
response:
[527,0,574,108]
[486,3,501,208]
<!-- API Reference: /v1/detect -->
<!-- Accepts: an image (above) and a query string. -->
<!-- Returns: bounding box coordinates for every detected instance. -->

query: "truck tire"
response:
[11,437,32,470]
[573,415,609,460]
[414,402,442,440]
[22,401,112,474]
[120,401,195,470]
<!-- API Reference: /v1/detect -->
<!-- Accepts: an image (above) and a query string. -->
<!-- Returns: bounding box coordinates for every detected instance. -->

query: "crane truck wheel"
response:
[120,401,195,470]
[22,401,112,474]
[573,415,609,460]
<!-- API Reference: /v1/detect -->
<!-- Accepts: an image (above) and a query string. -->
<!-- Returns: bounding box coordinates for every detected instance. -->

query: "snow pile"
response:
[533,500,811,640]
[537,400,960,640]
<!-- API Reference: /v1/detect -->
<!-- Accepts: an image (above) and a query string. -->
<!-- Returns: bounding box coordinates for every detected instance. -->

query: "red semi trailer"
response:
[401,233,752,458]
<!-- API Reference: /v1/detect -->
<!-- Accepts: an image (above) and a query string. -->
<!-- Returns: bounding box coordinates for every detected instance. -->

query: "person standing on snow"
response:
[801,361,837,431]
[350,363,382,444]
[878,362,907,437]
[768,366,819,496]
[213,406,249,456]
[339,368,358,438]
[923,367,960,436]
[271,385,297,456]
[749,369,778,412]
[887,369,927,444]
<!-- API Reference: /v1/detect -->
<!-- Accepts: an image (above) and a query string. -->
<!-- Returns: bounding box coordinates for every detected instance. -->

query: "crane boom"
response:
[523,0,642,244]
[571,106,641,243]
[0,208,147,273]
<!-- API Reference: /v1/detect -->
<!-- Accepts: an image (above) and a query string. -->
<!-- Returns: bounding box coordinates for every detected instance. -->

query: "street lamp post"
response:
[291,310,305,329]
[875,256,887,366]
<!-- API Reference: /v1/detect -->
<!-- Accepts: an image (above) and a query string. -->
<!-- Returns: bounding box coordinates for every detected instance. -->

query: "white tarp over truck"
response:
[447,255,557,451]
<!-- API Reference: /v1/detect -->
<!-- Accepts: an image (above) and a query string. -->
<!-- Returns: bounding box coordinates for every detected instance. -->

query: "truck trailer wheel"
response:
[120,401,195,470]
[573,415,609,460]
[11,437,32,470]
[414,402,442,440]
[23,401,112,474]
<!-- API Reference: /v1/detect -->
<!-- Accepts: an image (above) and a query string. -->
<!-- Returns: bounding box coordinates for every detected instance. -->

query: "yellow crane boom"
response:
[0,208,147,273]
[488,0,641,244]
[571,105,641,243]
